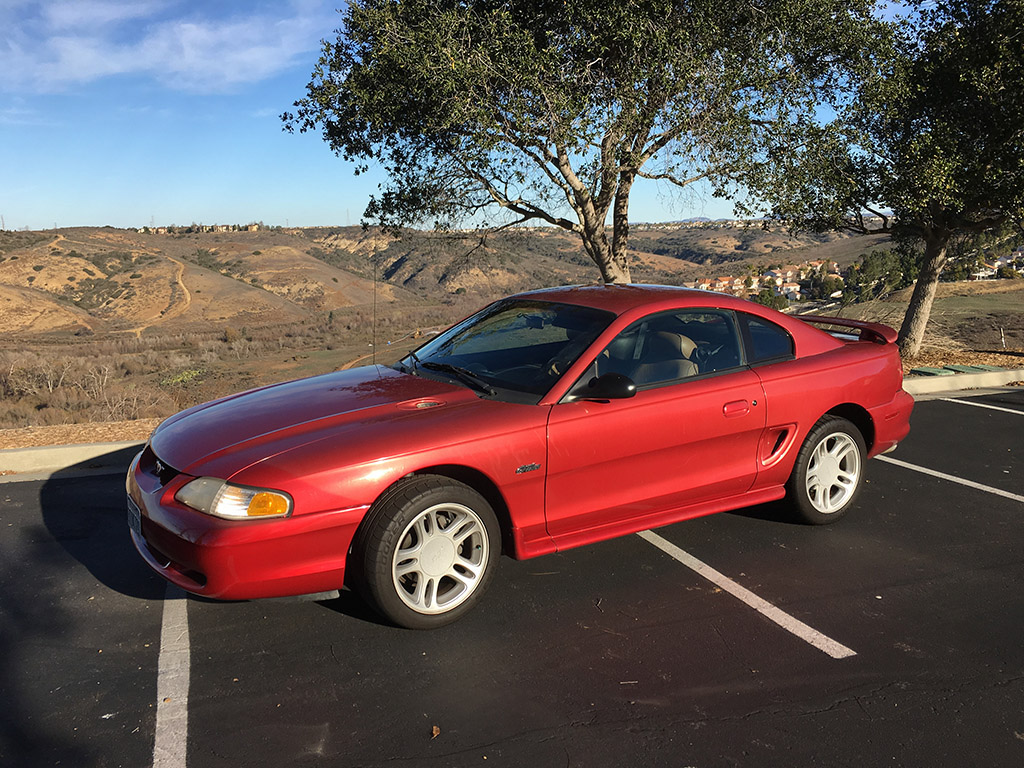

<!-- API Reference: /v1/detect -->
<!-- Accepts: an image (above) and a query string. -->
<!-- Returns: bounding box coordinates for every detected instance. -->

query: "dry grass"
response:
[0,418,162,450]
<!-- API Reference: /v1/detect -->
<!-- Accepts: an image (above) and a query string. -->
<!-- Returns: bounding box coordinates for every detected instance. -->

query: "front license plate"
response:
[127,496,142,537]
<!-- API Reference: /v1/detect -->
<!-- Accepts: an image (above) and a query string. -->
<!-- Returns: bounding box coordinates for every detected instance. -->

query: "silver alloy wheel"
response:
[391,502,489,615]
[804,431,862,514]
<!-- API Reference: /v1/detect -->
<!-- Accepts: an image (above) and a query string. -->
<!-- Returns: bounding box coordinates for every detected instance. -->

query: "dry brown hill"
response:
[0,227,409,336]
[0,224,877,339]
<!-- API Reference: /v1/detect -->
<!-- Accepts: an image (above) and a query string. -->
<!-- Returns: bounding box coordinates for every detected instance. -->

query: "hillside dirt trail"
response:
[115,254,192,338]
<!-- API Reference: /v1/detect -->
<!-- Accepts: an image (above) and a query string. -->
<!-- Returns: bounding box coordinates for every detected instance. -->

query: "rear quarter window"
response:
[744,315,795,364]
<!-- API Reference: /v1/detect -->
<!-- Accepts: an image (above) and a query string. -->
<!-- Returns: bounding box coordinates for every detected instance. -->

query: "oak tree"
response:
[765,0,1024,358]
[284,0,880,284]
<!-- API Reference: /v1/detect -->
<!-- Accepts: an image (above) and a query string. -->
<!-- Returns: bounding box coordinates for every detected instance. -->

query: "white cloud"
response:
[0,103,54,125]
[42,0,169,31]
[0,0,338,93]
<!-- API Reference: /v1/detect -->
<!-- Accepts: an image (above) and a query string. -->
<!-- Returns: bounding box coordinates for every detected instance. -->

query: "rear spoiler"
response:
[796,315,898,345]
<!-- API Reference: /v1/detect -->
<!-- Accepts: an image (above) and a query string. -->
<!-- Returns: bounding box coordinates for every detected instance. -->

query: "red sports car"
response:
[127,285,913,628]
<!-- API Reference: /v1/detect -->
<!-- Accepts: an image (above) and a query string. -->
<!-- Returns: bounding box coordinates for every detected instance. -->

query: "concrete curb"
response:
[0,441,144,483]
[0,368,1020,481]
[901,368,1023,396]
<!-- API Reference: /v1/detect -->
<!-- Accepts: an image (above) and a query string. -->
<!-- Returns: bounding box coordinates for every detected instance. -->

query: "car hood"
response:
[150,365,474,478]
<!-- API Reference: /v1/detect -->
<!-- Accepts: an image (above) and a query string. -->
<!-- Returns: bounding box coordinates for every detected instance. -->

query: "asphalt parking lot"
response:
[1,390,1022,768]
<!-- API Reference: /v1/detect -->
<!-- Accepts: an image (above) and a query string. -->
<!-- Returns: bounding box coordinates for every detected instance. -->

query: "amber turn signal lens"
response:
[247,492,291,517]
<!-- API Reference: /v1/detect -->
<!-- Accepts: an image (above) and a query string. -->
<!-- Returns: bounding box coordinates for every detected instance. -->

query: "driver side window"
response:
[593,310,743,388]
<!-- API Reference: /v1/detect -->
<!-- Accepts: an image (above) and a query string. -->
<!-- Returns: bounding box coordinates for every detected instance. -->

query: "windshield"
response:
[397,299,615,403]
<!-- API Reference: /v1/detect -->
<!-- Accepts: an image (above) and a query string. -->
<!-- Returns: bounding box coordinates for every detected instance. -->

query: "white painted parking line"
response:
[637,530,857,660]
[876,455,1024,504]
[939,397,1024,416]
[154,585,190,768]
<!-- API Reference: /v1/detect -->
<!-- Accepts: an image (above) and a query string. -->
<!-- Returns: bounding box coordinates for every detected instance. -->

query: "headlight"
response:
[174,477,292,520]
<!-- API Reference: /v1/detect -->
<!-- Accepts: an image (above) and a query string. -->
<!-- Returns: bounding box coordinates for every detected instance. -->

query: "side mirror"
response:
[582,372,636,400]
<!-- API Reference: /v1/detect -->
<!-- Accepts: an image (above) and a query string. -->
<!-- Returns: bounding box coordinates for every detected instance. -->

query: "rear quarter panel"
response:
[751,341,907,489]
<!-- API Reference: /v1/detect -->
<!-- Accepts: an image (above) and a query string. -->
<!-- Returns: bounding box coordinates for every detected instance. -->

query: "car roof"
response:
[513,283,759,316]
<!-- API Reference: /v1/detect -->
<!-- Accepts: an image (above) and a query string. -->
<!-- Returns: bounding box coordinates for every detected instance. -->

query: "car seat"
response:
[631,331,698,385]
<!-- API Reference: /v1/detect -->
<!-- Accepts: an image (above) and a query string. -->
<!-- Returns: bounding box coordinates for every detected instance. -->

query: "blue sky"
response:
[0,0,732,231]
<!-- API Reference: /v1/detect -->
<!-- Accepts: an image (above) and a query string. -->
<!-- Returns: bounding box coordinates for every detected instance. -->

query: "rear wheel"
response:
[354,475,500,629]
[786,416,866,525]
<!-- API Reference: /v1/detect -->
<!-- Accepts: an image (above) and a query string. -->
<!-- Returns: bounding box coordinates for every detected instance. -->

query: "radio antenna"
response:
[371,245,378,367]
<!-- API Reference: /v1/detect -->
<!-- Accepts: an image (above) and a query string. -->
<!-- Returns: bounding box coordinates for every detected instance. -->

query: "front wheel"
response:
[786,416,866,525]
[354,475,500,629]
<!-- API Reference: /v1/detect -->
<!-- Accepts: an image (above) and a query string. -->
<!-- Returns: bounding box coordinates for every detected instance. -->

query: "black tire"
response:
[786,416,867,525]
[353,475,500,629]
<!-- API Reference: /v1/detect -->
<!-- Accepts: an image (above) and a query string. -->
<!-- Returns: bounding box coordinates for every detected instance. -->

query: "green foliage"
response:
[160,368,204,387]
[764,0,1024,355]
[804,269,845,301]
[285,0,881,282]
[188,248,220,271]
[750,289,789,310]
[72,277,131,310]
[87,250,136,275]
[0,230,46,254]
[841,248,918,304]
[768,1,1024,236]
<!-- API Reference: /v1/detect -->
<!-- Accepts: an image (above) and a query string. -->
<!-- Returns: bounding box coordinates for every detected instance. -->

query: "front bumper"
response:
[126,449,369,600]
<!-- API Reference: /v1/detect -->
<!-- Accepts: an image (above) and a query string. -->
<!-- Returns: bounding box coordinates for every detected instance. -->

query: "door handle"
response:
[723,399,750,417]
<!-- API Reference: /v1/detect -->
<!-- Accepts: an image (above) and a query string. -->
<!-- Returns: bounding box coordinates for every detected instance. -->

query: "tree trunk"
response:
[608,172,635,285]
[896,234,949,359]
[601,257,631,284]
[582,223,631,284]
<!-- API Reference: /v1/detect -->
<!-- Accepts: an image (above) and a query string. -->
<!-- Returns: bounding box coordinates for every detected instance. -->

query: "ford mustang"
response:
[126,284,913,628]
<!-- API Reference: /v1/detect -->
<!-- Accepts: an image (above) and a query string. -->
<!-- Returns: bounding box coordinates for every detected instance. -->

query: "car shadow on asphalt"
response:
[38,445,166,601]
[4,446,165,765]
[313,589,395,627]
[726,499,805,525]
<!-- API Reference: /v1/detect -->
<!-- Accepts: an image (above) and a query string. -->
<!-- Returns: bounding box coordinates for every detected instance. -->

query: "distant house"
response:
[711,276,733,292]
[781,265,802,280]
[781,282,802,300]
[972,264,997,280]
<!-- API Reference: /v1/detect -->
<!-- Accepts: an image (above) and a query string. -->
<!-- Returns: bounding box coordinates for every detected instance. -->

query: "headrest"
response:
[648,331,696,359]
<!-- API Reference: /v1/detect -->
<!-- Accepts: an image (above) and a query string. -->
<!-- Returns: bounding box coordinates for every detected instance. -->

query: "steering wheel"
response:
[545,357,565,377]
[693,344,723,369]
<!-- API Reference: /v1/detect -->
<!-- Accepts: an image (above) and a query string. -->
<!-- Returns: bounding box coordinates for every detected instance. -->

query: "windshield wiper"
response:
[397,350,421,376]
[420,361,496,396]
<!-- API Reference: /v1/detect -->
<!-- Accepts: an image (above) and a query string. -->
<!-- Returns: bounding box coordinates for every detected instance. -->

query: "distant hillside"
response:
[0,227,411,336]
[0,224,882,338]
[301,224,878,291]
[627,226,881,270]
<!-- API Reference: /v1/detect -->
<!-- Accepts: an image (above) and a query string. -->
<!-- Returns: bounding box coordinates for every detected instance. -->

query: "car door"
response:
[544,309,767,541]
